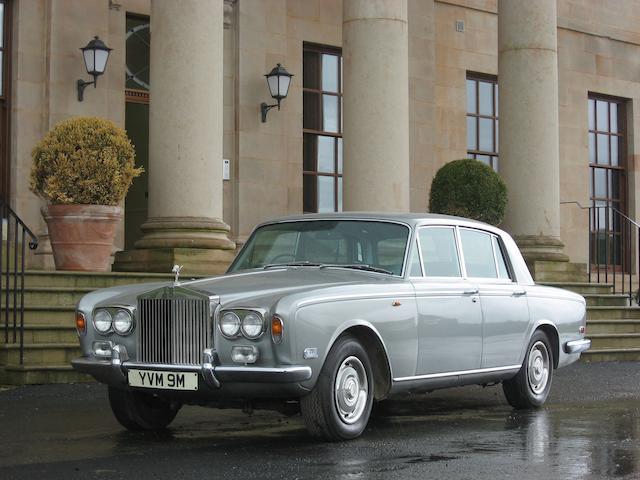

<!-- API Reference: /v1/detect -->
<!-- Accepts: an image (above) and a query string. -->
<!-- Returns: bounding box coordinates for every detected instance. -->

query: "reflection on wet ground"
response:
[0,362,639,479]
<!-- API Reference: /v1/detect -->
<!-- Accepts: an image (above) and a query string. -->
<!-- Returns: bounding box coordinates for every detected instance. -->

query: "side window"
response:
[460,229,497,278]
[409,241,423,276]
[493,236,511,279]
[418,227,461,277]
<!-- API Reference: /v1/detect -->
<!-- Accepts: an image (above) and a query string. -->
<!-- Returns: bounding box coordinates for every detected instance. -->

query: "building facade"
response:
[4,0,640,274]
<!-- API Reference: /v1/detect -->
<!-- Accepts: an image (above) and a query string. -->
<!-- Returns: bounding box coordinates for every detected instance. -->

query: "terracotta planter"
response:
[43,204,121,271]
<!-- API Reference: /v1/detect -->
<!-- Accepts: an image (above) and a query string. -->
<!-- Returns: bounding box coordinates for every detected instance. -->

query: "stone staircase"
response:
[0,270,175,385]
[535,261,640,362]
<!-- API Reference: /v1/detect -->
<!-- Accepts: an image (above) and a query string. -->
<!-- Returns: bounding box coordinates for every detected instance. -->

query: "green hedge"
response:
[428,159,507,226]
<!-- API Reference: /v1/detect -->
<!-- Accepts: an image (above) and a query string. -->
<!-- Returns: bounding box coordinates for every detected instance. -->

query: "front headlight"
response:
[220,311,241,338]
[241,311,264,339]
[113,309,133,335]
[93,309,112,334]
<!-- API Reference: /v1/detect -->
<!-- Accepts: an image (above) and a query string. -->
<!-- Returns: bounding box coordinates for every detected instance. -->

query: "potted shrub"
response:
[30,117,143,271]
[429,159,507,226]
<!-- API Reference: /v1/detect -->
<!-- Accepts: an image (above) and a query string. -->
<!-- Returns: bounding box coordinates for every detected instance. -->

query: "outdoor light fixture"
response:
[77,36,112,102]
[261,63,293,122]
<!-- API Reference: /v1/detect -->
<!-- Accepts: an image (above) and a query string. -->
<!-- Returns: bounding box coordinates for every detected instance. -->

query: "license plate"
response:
[128,369,199,391]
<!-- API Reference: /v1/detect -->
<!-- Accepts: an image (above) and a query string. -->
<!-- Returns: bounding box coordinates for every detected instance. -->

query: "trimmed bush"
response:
[428,159,507,226]
[30,117,143,205]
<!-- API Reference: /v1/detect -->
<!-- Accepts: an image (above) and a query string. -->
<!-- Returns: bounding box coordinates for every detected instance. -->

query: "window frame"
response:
[458,227,514,282]
[412,225,464,280]
[466,72,498,171]
[303,43,343,213]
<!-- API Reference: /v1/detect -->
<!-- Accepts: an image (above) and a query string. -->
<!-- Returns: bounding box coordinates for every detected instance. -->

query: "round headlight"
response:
[113,309,133,335]
[241,311,264,339]
[93,309,112,334]
[220,311,241,338]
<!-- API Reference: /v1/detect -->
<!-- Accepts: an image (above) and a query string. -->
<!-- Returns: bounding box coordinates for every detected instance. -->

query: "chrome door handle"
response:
[463,289,479,295]
[512,290,527,297]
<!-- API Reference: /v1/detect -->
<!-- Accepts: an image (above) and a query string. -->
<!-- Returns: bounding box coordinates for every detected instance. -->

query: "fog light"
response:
[231,345,259,364]
[93,341,113,357]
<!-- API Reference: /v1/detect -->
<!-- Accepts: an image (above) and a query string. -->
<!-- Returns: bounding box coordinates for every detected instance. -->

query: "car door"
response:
[458,228,529,369]
[411,226,483,376]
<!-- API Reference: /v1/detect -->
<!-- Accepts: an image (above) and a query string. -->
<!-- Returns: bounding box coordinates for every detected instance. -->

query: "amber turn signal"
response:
[271,315,284,344]
[76,311,87,336]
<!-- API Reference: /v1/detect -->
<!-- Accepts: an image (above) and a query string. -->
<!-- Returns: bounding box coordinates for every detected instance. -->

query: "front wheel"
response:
[503,330,554,409]
[108,386,181,431]
[300,335,374,441]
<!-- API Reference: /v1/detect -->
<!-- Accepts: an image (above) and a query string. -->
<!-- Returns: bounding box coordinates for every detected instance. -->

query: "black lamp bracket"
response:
[261,99,281,123]
[77,77,97,102]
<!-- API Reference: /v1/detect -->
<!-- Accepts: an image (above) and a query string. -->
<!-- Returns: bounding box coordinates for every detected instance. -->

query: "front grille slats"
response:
[138,297,210,365]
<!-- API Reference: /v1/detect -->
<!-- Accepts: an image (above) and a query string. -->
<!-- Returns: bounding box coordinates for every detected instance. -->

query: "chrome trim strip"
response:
[564,338,591,354]
[393,364,521,382]
[297,292,414,308]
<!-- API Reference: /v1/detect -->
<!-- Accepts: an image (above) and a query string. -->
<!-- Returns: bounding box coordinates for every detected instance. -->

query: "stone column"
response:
[342,0,410,212]
[114,0,235,274]
[498,0,567,264]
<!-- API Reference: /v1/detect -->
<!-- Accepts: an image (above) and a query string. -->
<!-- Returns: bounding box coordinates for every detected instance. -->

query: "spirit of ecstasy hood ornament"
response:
[172,264,183,285]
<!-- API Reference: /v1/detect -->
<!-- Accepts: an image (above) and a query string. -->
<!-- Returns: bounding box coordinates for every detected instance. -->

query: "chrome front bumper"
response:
[564,338,591,354]
[71,345,312,389]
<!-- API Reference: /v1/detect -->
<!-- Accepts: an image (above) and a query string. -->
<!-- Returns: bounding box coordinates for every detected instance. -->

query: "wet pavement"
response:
[0,361,639,479]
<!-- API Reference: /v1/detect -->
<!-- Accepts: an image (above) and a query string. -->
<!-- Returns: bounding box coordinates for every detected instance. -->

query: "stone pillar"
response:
[114,0,235,275]
[342,0,410,212]
[498,0,567,264]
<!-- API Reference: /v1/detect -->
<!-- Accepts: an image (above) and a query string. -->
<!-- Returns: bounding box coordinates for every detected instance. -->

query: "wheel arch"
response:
[534,322,560,369]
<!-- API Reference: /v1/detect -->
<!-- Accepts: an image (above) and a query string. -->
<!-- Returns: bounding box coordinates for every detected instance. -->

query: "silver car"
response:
[72,213,590,440]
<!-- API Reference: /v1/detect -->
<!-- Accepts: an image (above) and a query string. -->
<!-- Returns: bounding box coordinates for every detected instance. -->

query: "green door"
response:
[124,102,149,250]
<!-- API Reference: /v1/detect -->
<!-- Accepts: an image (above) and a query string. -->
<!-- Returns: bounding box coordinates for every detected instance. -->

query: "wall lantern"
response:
[77,36,112,102]
[261,63,293,122]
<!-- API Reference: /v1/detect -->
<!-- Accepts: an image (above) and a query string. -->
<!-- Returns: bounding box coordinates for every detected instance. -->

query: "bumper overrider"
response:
[71,345,312,389]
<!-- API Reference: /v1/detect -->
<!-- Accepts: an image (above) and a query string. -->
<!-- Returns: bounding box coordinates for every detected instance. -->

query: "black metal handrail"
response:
[562,201,639,306]
[1,199,38,364]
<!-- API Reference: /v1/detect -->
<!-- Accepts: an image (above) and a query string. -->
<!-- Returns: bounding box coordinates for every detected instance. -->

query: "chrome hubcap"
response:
[334,356,368,424]
[527,341,550,395]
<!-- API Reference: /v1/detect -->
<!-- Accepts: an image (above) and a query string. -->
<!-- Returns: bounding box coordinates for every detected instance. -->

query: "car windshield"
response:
[228,220,410,276]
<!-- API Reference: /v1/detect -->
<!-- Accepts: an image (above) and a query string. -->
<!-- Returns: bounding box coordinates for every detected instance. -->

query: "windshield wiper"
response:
[322,264,394,275]
[263,261,325,269]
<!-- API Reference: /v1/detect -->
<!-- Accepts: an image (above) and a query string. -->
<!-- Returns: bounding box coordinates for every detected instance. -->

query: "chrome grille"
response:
[137,297,210,365]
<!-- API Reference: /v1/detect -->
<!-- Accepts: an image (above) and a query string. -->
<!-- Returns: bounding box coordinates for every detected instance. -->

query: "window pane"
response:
[303,174,316,212]
[597,134,609,165]
[337,177,343,212]
[588,98,595,131]
[594,168,606,198]
[491,156,498,171]
[337,138,343,174]
[322,54,339,93]
[494,84,498,116]
[460,229,497,278]
[466,79,476,114]
[418,227,461,277]
[322,94,339,133]
[610,170,620,201]
[303,134,315,171]
[495,119,499,152]
[588,132,596,164]
[476,155,491,166]
[303,91,320,130]
[317,176,335,212]
[317,136,335,173]
[479,118,493,152]
[596,100,608,131]
[466,116,477,150]
[409,242,423,276]
[610,102,618,133]
[303,50,319,89]
[479,81,493,115]
[0,51,3,97]
[610,136,619,167]
[493,236,510,279]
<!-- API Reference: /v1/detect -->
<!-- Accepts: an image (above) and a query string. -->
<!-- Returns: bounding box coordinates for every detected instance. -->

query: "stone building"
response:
[3,0,640,275]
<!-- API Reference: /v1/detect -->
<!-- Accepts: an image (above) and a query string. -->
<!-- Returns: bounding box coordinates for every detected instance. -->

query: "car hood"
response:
[78,267,406,312]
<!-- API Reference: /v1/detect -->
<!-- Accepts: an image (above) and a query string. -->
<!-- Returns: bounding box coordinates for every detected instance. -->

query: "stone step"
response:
[0,343,80,365]
[581,347,640,362]
[18,270,176,288]
[588,333,640,350]
[587,306,640,320]
[540,282,614,295]
[0,364,92,385]
[1,286,96,307]
[583,294,630,307]
[534,270,588,282]
[1,306,75,326]
[587,319,640,334]
[533,261,589,275]
[0,324,77,344]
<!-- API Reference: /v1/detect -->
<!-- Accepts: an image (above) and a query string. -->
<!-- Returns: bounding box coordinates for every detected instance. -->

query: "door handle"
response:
[512,290,527,297]
[463,289,479,295]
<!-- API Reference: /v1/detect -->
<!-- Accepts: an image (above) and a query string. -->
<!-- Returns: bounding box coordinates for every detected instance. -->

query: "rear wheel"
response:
[503,330,554,409]
[108,386,181,431]
[300,335,374,441]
